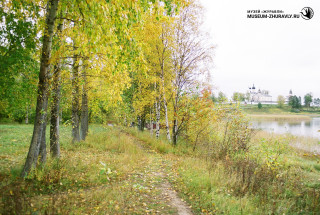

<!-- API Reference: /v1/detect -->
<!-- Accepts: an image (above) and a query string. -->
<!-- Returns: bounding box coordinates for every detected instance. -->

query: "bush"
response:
[202,109,253,161]
[277,95,285,108]
[258,102,262,109]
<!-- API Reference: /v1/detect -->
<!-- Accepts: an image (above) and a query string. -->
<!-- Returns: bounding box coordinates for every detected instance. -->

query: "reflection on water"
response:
[250,117,320,139]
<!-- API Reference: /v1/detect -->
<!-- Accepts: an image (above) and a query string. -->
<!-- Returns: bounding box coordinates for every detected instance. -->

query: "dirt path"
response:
[125,132,193,215]
[159,176,193,215]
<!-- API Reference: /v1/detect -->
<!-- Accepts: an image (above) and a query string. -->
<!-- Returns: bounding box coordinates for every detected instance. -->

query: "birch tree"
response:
[21,0,59,177]
[49,13,65,157]
[171,1,213,145]
[19,0,185,176]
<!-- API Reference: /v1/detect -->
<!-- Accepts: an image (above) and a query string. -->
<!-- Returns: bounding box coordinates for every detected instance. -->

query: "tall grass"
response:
[1,122,320,214]
[127,112,320,214]
[0,124,160,214]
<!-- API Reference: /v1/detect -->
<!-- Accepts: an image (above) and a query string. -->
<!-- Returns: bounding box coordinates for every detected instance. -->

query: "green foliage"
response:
[210,93,217,103]
[258,102,262,109]
[289,95,302,109]
[314,98,320,106]
[232,92,245,102]
[304,93,313,107]
[0,6,39,121]
[277,95,285,108]
[314,164,320,172]
[218,91,227,103]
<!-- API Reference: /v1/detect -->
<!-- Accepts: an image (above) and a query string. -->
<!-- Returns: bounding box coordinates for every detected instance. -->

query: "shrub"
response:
[258,102,262,109]
[207,110,253,161]
[277,95,285,108]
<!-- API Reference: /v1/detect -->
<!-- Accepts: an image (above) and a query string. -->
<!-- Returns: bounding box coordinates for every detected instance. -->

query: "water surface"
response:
[250,117,320,140]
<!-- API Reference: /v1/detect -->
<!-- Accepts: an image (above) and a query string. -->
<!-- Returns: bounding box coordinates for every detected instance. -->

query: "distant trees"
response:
[210,93,217,103]
[218,92,227,103]
[277,95,285,108]
[304,93,313,108]
[232,92,245,103]
[289,95,302,109]
[314,98,320,106]
[245,92,251,103]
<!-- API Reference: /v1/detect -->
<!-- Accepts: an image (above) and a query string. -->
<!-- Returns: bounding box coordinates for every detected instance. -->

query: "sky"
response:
[199,0,320,100]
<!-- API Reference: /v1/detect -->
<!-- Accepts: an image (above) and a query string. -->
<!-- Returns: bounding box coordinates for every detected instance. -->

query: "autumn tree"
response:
[49,12,65,158]
[171,1,213,145]
[21,0,59,177]
[138,6,176,139]
[14,0,185,177]
[185,89,216,151]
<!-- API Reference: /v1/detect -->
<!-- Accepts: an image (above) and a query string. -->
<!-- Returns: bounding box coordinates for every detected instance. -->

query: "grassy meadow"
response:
[1,123,320,214]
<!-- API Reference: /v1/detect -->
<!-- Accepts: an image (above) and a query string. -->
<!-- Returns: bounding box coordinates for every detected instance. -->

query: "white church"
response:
[248,84,273,103]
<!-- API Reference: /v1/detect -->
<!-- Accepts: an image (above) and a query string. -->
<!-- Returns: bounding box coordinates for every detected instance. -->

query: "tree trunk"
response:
[39,117,47,163]
[160,45,171,141]
[50,64,62,158]
[124,115,127,127]
[60,107,62,122]
[150,107,153,136]
[172,119,177,146]
[161,67,170,141]
[139,114,145,131]
[49,16,64,158]
[163,95,171,141]
[80,70,89,141]
[25,104,29,124]
[155,98,161,138]
[71,50,80,143]
[21,0,59,178]
[172,98,178,146]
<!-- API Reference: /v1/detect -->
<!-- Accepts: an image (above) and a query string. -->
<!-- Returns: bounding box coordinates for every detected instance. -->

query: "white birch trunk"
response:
[163,94,171,141]
[150,107,153,136]
[155,99,160,139]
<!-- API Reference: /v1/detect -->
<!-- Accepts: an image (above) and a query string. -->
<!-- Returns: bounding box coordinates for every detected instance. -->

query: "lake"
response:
[250,117,320,140]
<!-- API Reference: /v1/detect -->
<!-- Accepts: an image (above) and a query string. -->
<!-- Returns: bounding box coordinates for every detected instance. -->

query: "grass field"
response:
[1,124,320,214]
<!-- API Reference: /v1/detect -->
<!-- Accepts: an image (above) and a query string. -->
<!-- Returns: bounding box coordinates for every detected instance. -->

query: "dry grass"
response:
[2,124,320,214]
[253,130,320,155]
[0,125,178,214]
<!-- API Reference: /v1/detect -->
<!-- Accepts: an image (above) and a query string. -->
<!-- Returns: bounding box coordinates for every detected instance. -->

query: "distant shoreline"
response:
[241,104,320,120]
[247,114,313,121]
